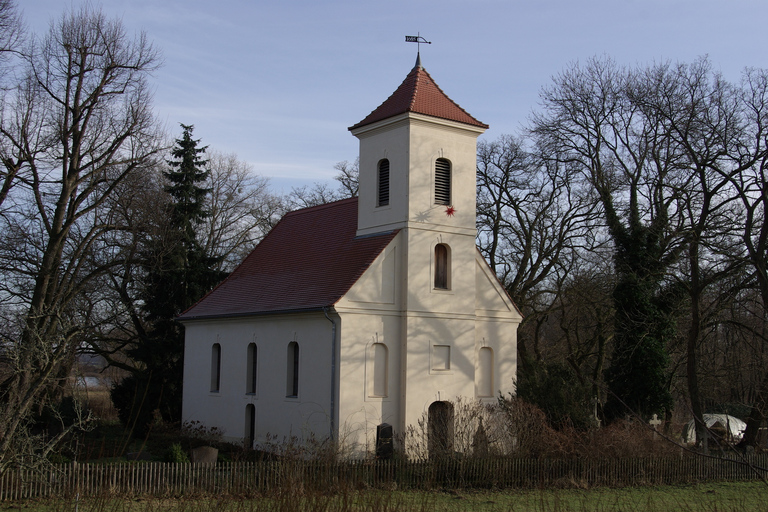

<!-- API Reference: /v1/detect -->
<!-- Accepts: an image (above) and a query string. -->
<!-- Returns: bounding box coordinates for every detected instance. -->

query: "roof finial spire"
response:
[405,33,430,68]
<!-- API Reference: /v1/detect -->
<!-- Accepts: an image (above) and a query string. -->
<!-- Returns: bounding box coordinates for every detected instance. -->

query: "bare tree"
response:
[0,0,20,46]
[85,147,283,432]
[631,59,765,448]
[0,0,22,76]
[0,5,162,469]
[0,0,25,209]
[333,157,359,197]
[476,135,600,365]
[532,57,692,420]
[530,56,768,435]
[284,158,358,210]
[726,68,768,447]
[200,151,283,271]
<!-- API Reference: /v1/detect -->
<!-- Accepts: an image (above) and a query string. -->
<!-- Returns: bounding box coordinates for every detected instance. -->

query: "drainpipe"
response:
[323,307,337,440]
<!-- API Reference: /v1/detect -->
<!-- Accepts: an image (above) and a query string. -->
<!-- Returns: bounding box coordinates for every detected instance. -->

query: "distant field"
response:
[4,481,767,512]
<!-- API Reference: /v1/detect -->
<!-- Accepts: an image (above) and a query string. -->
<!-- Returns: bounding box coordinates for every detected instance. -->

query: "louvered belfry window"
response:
[435,158,451,205]
[378,159,390,206]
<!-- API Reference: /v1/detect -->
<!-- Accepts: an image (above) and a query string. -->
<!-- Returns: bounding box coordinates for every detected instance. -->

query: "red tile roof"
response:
[349,60,488,131]
[179,198,398,320]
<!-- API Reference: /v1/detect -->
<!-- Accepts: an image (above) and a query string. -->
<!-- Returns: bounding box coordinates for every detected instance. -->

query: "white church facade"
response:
[179,56,522,457]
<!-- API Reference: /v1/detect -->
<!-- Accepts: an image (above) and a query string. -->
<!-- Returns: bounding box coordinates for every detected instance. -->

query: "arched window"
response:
[246,343,258,394]
[286,342,299,397]
[477,347,494,397]
[211,343,221,392]
[244,404,256,449]
[378,159,390,207]
[428,401,454,459]
[434,243,450,289]
[434,158,451,205]
[368,343,388,398]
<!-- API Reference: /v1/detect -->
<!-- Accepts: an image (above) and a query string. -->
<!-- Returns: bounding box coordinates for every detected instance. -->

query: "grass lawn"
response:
[2,482,766,512]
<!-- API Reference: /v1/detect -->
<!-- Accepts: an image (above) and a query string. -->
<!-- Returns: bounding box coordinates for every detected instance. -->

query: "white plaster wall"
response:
[405,117,481,235]
[354,118,411,235]
[339,240,401,310]
[400,314,478,430]
[402,228,476,315]
[353,114,485,237]
[181,313,334,447]
[474,316,518,400]
[474,252,521,401]
[336,238,403,455]
[334,311,402,456]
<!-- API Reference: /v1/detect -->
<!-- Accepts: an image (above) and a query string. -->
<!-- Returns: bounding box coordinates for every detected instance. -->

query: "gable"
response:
[475,251,522,318]
[341,238,398,306]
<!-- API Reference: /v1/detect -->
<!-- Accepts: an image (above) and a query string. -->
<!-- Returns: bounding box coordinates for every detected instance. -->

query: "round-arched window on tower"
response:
[434,243,450,289]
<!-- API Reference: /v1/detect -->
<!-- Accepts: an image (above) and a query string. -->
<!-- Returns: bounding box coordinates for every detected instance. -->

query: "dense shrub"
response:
[515,359,595,430]
[164,443,190,463]
[110,374,159,436]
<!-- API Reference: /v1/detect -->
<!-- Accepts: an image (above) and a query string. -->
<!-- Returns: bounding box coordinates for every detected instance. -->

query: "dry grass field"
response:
[1,482,766,512]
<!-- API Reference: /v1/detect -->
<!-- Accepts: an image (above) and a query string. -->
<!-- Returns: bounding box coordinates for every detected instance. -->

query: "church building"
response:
[179,56,522,457]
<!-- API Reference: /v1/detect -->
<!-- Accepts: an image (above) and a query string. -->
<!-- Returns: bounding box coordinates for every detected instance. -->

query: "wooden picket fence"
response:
[1,455,767,500]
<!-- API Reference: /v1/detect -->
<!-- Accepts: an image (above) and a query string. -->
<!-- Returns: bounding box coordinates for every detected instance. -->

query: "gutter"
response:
[178,306,329,323]
[323,307,337,441]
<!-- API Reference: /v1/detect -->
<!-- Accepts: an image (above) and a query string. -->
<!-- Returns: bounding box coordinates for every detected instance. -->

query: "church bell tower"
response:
[349,55,488,238]
[349,56,491,434]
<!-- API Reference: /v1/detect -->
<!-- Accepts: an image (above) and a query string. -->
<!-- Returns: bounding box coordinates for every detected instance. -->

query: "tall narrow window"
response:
[246,343,258,394]
[211,343,221,392]
[286,342,299,397]
[378,159,390,206]
[477,347,494,397]
[434,243,449,289]
[244,404,256,449]
[435,158,451,205]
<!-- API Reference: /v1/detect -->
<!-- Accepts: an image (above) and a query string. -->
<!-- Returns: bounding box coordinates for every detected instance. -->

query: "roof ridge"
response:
[407,66,419,111]
[416,66,485,128]
[284,196,357,217]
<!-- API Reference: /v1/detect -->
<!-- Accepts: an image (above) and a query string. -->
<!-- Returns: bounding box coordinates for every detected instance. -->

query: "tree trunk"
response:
[686,243,708,451]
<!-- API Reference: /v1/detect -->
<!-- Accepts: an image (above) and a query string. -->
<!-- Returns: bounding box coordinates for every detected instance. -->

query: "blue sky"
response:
[22,1,768,192]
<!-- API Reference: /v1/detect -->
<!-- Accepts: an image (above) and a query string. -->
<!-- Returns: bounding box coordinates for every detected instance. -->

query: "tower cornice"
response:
[350,112,487,139]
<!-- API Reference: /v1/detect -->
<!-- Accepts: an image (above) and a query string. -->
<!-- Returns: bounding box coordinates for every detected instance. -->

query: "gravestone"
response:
[649,414,662,440]
[376,423,393,459]
[190,446,218,464]
[472,418,489,458]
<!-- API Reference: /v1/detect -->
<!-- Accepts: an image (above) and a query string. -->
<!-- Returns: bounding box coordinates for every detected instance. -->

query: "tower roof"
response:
[349,58,488,131]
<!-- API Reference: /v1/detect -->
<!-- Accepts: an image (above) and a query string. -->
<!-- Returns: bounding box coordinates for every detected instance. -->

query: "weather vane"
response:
[405,33,431,53]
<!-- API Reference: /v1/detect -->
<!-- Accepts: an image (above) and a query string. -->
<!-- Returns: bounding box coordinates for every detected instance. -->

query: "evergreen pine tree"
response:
[112,125,226,433]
